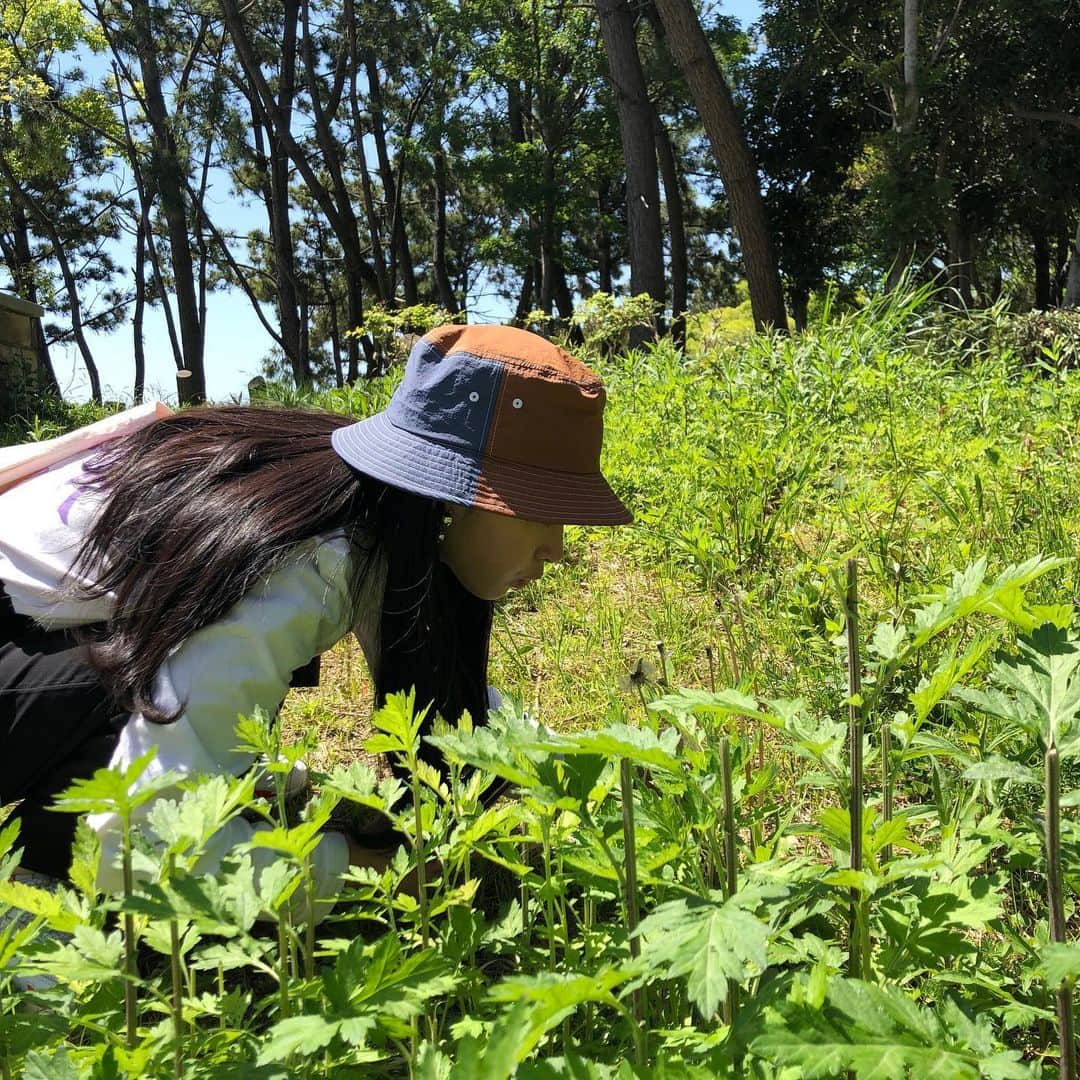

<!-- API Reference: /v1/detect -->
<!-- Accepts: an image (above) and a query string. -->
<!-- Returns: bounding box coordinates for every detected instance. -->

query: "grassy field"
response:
[3,288,1080,1076]
[286,287,1080,759]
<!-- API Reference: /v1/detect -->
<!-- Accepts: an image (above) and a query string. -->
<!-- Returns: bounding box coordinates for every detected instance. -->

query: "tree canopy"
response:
[1,0,1077,400]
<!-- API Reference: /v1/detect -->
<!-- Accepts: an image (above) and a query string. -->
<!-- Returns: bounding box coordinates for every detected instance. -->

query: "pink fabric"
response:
[0,402,172,496]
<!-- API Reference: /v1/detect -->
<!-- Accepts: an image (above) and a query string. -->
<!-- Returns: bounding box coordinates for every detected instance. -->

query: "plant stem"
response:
[705,644,716,692]
[409,763,430,950]
[656,640,669,686]
[881,714,893,863]
[304,855,316,980]
[541,817,557,972]
[168,859,184,1079]
[635,682,650,725]
[121,818,137,1050]
[845,558,866,981]
[720,736,738,1026]
[584,895,595,1043]
[1045,744,1076,1080]
[520,837,530,959]
[619,757,646,1061]
[277,915,291,1020]
[0,933,7,1080]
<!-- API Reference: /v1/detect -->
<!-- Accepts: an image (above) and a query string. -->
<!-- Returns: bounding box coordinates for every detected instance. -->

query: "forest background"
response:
[6,3,1080,1073]
[1,0,1078,405]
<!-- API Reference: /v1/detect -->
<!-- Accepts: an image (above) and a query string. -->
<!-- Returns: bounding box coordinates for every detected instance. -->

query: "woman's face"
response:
[438,505,565,600]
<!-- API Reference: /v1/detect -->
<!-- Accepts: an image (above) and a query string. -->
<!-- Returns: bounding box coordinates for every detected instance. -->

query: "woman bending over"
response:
[0,325,631,903]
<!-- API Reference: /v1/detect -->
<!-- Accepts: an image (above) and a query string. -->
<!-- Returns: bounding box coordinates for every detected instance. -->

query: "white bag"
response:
[0,401,172,496]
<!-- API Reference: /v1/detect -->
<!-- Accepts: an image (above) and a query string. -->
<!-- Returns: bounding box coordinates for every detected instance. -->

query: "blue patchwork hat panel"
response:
[387,337,505,454]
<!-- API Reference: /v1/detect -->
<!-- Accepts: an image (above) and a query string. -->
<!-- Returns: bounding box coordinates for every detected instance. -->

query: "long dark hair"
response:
[70,405,493,752]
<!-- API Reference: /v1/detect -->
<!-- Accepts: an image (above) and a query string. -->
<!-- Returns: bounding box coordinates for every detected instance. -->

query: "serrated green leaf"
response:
[648,687,766,721]
[962,758,1039,785]
[256,1015,341,1064]
[147,773,256,856]
[752,978,1033,1078]
[1040,942,1080,987]
[50,750,179,816]
[870,621,907,662]
[0,879,78,933]
[636,886,782,1019]
[563,723,682,774]
[22,1047,80,1080]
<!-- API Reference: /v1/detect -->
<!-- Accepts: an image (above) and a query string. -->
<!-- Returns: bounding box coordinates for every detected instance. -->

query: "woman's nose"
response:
[538,525,564,564]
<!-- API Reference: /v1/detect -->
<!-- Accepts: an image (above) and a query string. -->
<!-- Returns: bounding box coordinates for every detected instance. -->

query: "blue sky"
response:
[51,0,761,404]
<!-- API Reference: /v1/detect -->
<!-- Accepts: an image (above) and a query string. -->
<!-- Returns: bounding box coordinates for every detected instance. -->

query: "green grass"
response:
[4,287,1080,1075]
[287,284,1080,750]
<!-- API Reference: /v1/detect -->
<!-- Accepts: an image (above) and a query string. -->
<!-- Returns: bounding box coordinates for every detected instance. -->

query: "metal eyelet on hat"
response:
[512,397,524,409]
[468,391,480,402]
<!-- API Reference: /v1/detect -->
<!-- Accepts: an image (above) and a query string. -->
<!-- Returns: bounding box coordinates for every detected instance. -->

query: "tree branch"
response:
[1008,102,1080,130]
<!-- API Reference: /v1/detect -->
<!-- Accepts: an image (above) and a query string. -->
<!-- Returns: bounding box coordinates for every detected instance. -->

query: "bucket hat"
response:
[331,325,632,525]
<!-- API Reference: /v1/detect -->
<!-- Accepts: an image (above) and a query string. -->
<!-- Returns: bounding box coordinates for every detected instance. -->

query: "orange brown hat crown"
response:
[331,324,632,525]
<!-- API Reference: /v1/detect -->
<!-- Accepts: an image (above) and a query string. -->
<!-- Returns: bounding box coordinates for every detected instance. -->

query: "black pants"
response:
[0,584,125,877]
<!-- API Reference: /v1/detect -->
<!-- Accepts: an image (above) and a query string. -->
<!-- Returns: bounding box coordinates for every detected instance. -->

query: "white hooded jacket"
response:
[0,447,391,904]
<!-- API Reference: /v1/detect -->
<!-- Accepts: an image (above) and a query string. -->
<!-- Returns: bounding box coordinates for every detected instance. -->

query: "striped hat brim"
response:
[332,412,632,526]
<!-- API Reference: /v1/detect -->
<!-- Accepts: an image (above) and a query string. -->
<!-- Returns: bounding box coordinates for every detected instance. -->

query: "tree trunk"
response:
[298,0,370,378]
[327,292,344,388]
[249,102,305,385]
[347,45,388,299]
[514,265,535,325]
[315,216,345,387]
[9,205,59,395]
[0,160,102,402]
[193,112,214,364]
[597,184,614,295]
[54,236,102,403]
[222,0,378,383]
[901,0,919,134]
[553,262,575,320]
[539,155,558,315]
[299,283,310,380]
[791,289,809,331]
[345,0,387,302]
[176,369,198,405]
[133,214,147,404]
[365,50,418,305]
[33,321,58,398]
[347,279,364,381]
[887,0,922,282]
[596,0,665,337]
[507,80,526,143]
[112,59,183,372]
[1052,229,1069,306]
[653,106,687,348]
[651,0,787,330]
[946,215,974,307]
[433,146,459,313]
[1065,217,1080,308]
[355,127,390,301]
[270,146,307,383]
[130,0,206,401]
[258,0,305,384]
[1033,228,1051,309]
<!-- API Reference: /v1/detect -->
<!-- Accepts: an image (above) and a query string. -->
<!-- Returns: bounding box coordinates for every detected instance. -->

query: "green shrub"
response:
[994,306,1080,369]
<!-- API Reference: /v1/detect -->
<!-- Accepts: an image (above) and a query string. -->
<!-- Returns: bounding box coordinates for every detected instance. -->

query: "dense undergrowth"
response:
[3,289,1080,1076]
